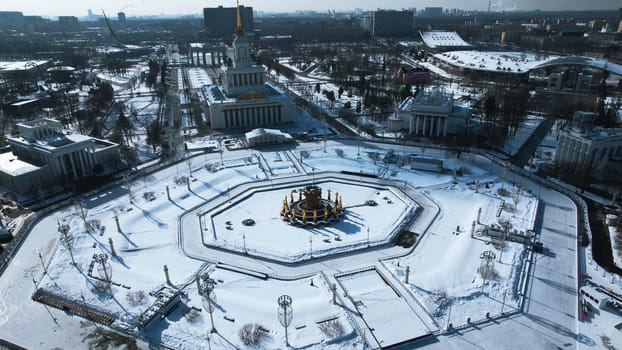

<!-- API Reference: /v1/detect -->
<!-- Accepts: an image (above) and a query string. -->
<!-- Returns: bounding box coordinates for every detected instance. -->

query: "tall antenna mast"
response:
[488,0,491,12]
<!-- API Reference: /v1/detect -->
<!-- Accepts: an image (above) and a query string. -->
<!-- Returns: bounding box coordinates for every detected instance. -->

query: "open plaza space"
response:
[0,140,585,349]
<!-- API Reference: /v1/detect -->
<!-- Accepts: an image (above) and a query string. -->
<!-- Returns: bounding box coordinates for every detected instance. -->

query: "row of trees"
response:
[478,84,530,150]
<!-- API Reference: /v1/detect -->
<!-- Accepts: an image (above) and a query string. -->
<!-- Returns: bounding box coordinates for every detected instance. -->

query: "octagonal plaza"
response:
[189,174,419,263]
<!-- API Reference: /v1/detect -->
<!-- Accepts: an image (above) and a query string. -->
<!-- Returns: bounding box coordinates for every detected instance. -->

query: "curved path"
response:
[0,139,584,349]
[178,171,440,280]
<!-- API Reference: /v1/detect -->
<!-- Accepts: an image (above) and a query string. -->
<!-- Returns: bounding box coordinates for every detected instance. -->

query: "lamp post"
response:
[219,139,224,166]
[197,212,203,232]
[277,295,293,347]
[58,223,75,265]
[201,277,217,333]
[94,253,112,285]
[357,136,361,157]
[38,251,47,275]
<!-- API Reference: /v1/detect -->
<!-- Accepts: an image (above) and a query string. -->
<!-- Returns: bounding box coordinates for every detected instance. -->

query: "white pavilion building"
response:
[203,5,293,130]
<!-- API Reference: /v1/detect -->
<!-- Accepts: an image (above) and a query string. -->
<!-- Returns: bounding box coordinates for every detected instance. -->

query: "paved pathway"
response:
[0,141,584,349]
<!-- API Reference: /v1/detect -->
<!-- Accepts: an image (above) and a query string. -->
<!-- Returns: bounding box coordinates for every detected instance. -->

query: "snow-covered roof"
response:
[420,31,472,49]
[187,68,213,89]
[0,152,41,176]
[433,50,558,74]
[400,89,453,114]
[534,56,622,76]
[245,128,291,140]
[0,60,50,73]
[203,81,289,105]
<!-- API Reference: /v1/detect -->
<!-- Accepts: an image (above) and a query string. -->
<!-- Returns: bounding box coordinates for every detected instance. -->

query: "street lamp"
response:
[357,136,361,157]
[58,223,75,265]
[94,253,112,286]
[277,295,293,347]
[197,212,203,232]
[38,250,47,275]
[201,277,217,333]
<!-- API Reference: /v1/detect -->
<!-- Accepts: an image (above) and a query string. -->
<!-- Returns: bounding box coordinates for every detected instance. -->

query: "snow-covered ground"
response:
[386,179,538,329]
[501,115,544,156]
[3,141,550,349]
[206,179,414,261]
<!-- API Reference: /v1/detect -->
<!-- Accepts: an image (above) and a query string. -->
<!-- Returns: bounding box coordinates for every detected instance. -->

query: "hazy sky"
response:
[0,0,619,17]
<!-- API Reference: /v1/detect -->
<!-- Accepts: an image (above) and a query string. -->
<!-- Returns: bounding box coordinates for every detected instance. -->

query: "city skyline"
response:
[0,0,619,18]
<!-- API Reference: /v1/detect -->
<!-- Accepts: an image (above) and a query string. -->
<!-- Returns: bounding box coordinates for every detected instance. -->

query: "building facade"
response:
[203,6,293,130]
[360,10,414,37]
[396,89,471,137]
[554,111,622,178]
[0,119,120,193]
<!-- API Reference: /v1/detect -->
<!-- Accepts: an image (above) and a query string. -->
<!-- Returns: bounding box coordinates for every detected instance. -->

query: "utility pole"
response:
[38,251,48,275]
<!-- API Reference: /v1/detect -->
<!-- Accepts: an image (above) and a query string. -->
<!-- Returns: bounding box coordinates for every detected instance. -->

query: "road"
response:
[411,156,582,349]
[511,118,555,167]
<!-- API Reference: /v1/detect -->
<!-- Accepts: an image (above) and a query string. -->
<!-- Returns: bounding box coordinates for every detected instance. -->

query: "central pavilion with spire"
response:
[202,1,294,130]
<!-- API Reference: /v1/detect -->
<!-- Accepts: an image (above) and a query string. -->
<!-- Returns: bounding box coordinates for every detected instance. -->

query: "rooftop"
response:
[433,50,558,74]
[245,128,291,139]
[203,81,289,105]
[420,31,472,49]
[0,60,50,73]
[565,127,622,141]
[0,151,40,176]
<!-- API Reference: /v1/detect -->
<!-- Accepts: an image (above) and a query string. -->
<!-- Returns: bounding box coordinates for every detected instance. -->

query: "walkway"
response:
[178,171,439,280]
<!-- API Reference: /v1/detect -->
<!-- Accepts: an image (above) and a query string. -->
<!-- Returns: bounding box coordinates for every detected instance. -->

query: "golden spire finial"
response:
[235,0,244,35]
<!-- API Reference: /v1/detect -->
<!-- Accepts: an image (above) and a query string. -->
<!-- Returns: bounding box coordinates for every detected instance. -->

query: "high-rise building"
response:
[58,16,79,26]
[0,11,24,28]
[360,9,414,37]
[118,12,126,22]
[203,5,253,38]
[423,7,443,16]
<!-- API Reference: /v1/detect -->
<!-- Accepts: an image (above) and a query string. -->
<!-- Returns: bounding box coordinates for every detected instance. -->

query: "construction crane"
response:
[101,10,123,47]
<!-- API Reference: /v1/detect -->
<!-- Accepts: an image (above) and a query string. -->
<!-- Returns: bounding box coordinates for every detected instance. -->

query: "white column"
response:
[78,151,87,175]
[416,115,420,134]
[69,154,78,179]
[436,117,441,137]
[52,157,61,178]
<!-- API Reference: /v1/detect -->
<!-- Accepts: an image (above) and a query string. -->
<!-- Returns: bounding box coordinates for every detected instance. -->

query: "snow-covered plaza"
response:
[0,140,585,349]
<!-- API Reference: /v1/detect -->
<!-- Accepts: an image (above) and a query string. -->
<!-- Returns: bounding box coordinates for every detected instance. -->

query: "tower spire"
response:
[235,0,244,35]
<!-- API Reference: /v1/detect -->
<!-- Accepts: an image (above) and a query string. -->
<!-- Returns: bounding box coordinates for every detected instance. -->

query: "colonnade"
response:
[409,115,449,137]
[189,45,227,67]
[224,106,283,128]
